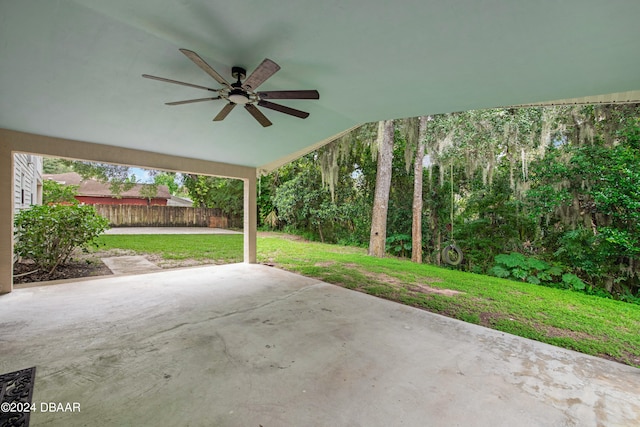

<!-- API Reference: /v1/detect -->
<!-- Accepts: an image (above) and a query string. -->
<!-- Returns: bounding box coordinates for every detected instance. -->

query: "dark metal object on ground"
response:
[0,366,37,427]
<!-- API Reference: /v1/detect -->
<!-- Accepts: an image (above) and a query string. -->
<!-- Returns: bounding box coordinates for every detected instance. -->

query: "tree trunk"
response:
[368,120,395,257]
[411,116,428,263]
[435,219,441,266]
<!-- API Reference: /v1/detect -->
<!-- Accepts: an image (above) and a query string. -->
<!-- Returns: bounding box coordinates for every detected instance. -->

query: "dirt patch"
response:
[353,269,463,296]
[478,312,509,327]
[13,259,112,284]
[12,248,225,284]
[258,231,309,241]
[409,284,463,296]
[314,261,336,267]
[13,248,138,284]
[358,270,402,286]
[543,325,597,341]
[619,351,640,367]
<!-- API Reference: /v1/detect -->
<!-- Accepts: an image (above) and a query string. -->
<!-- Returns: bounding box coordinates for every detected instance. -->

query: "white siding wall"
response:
[13,154,43,214]
[13,154,42,263]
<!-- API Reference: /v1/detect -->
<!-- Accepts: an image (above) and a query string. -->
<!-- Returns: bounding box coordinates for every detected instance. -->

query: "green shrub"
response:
[43,179,78,205]
[489,252,588,291]
[14,204,109,275]
[386,233,412,258]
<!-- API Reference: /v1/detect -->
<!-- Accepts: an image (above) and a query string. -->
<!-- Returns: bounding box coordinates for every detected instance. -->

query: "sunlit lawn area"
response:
[96,232,640,367]
[96,234,243,263]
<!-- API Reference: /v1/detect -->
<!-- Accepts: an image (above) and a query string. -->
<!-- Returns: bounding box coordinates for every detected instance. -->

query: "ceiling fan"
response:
[143,49,319,127]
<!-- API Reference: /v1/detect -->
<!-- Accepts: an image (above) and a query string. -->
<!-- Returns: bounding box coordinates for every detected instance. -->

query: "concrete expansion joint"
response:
[220,282,323,318]
[149,283,323,338]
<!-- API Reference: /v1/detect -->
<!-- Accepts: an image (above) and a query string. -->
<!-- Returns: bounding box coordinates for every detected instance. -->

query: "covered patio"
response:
[2,264,639,426]
[1,1,640,425]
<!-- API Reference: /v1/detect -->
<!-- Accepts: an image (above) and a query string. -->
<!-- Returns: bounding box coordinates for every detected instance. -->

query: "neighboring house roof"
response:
[44,172,171,200]
[167,195,193,207]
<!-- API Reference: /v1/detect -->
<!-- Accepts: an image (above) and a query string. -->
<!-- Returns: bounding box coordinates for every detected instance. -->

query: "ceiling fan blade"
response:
[257,100,310,119]
[142,74,219,92]
[179,48,231,88]
[165,97,220,106]
[242,58,280,91]
[258,90,320,100]
[245,104,272,127]
[213,103,236,121]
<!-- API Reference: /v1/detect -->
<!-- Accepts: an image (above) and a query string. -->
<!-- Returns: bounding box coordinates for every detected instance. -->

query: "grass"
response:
[96,232,640,367]
[95,234,243,263]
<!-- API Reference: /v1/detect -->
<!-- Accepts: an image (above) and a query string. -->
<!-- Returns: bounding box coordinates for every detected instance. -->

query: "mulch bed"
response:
[13,260,112,284]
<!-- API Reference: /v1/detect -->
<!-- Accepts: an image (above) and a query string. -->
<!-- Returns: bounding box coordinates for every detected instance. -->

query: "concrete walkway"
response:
[1,264,638,426]
[100,256,162,275]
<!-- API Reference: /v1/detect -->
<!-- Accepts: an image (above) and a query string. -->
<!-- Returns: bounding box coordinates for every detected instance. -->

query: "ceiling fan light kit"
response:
[143,49,319,127]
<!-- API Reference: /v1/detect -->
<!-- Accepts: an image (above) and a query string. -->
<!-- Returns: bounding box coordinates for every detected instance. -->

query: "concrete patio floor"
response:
[1,264,638,426]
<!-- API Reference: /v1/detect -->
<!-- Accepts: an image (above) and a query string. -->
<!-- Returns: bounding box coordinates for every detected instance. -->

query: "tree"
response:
[43,157,73,174]
[411,116,429,263]
[153,172,182,195]
[182,175,244,225]
[70,161,139,195]
[527,111,640,296]
[369,120,395,257]
[43,179,78,205]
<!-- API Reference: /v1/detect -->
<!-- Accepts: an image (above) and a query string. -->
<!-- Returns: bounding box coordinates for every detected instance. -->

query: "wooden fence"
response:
[93,204,237,228]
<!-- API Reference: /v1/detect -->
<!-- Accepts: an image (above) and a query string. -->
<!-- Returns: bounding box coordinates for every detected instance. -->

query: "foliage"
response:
[14,204,109,275]
[43,157,73,174]
[260,104,640,299]
[385,233,412,257]
[153,172,182,196]
[138,183,160,201]
[43,179,78,205]
[527,112,640,296]
[490,252,561,284]
[44,105,639,299]
[70,161,139,195]
[455,174,536,272]
[182,175,243,225]
[488,251,611,298]
[270,153,370,244]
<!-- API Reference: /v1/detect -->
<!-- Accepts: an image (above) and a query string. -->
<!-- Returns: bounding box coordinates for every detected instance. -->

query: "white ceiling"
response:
[1,0,639,171]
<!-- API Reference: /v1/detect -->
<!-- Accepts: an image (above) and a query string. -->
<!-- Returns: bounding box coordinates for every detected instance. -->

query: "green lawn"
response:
[96,232,640,367]
[95,234,243,263]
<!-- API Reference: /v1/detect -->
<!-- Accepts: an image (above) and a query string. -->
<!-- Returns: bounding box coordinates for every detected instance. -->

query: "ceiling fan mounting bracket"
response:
[231,66,246,81]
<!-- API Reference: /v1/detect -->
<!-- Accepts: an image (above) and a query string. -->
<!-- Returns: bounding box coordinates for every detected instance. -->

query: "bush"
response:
[43,179,78,205]
[386,233,412,258]
[14,204,110,275]
[489,252,587,291]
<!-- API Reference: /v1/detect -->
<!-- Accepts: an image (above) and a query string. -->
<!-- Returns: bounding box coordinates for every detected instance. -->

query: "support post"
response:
[1,146,14,294]
[243,172,257,263]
